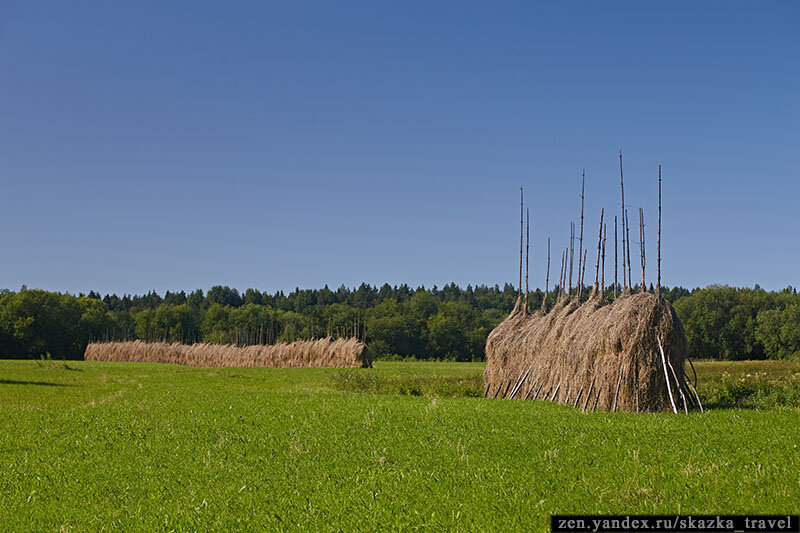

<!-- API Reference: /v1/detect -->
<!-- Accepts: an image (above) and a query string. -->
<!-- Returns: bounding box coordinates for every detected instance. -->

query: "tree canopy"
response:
[1,283,798,361]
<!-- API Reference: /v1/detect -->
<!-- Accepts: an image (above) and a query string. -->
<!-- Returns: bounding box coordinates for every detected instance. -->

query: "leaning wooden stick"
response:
[667,355,688,414]
[533,381,545,401]
[492,378,504,399]
[573,385,584,408]
[524,377,538,400]
[550,382,561,401]
[592,385,602,411]
[658,336,678,414]
[509,365,531,399]
[582,379,595,411]
[686,376,704,413]
[612,360,624,412]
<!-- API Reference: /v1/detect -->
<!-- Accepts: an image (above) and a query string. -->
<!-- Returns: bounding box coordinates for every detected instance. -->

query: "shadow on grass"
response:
[0,380,74,387]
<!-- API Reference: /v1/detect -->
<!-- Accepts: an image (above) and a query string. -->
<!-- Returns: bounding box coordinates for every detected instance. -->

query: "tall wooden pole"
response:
[625,208,632,291]
[568,222,575,297]
[524,208,530,315]
[601,223,606,299]
[614,215,618,300]
[519,188,523,305]
[639,207,646,292]
[578,170,585,299]
[559,250,565,298]
[619,149,627,291]
[581,249,587,299]
[657,164,662,295]
[594,208,604,289]
[543,238,550,311]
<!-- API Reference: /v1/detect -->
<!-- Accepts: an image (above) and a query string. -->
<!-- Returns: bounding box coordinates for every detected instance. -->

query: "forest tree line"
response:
[0,283,798,361]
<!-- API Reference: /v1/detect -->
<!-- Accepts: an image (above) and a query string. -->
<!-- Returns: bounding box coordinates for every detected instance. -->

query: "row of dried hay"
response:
[85,338,373,368]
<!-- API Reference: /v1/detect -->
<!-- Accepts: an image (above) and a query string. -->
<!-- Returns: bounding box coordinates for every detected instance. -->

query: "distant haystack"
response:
[85,338,373,368]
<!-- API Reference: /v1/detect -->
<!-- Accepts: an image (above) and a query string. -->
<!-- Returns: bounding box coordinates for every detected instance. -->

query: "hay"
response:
[484,287,693,412]
[85,338,373,368]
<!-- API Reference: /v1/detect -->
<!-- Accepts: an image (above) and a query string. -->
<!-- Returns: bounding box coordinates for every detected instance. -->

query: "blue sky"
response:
[1,1,798,295]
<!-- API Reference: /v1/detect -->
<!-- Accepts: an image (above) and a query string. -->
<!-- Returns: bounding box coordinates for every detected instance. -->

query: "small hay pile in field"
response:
[484,288,700,413]
[85,338,373,368]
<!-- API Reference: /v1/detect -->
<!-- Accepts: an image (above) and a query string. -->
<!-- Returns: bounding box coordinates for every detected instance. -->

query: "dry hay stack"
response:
[484,289,699,413]
[85,338,373,368]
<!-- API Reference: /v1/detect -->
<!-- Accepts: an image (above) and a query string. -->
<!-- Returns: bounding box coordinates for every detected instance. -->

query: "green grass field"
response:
[1,359,799,531]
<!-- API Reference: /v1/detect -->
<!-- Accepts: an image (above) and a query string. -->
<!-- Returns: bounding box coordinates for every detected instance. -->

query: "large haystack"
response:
[484,288,699,413]
[85,337,373,368]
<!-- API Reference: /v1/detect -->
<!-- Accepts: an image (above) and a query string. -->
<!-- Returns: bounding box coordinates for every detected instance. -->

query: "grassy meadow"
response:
[1,359,799,531]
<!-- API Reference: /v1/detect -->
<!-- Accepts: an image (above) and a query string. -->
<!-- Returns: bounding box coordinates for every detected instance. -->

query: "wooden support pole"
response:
[573,385,584,408]
[509,367,530,400]
[625,208,633,291]
[524,378,538,400]
[578,170,585,299]
[619,149,627,291]
[524,375,536,398]
[558,249,565,298]
[518,188,523,306]
[568,222,575,297]
[601,223,607,299]
[594,208,604,289]
[581,249,587,300]
[502,379,512,399]
[582,379,595,411]
[492,379,504,398]
[612,360,624,412]
[564,246,569,295]
[686,375,704,413]
[614,215,618,300]
[657,336,678,414]
[639,207,646,292]
[657,164,662,295]
[550,382,561,402]
[543,238,550,311]
[493,379,504,399]
[536,381,546,400]
[592,385,602,411]
[667,356,689,415]
[525,208,530,315]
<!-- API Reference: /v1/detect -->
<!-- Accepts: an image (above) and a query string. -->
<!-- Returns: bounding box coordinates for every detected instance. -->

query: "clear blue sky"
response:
[1,1,798,296]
